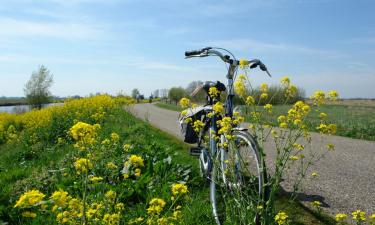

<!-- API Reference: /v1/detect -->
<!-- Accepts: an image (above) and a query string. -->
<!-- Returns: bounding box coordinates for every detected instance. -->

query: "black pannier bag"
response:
[179,106,211,144]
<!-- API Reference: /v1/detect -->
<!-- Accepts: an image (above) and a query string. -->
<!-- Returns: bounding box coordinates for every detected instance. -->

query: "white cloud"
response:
[0,18,106,41]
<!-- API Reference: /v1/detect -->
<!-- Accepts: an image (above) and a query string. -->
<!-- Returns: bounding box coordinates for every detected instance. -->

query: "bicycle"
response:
[182,47,271,225]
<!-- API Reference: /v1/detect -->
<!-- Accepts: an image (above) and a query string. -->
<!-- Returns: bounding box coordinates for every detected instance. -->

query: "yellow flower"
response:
[352,210,366,222]
[89,176,104,183]
[335,213,348,222]
[257,205,263,210]
[171,183,188,196]
[279,122,288,128]
[213,102,224,114]
[50,189,70,207]
[115,203,125,211]
[277,115,286,123]
[311,172,318,177]
[328,90,339,100]
[193,120,205,132]
[69,122,100,150]
[179,98,190,108]
[128,155,145,168]
[14,189,45,208]
[103,213,120,225]
[246,96,255,105]
[123,143,131,152]
[134,168,141,177]
[110,132,120,142]
[106,162,118,169]
[260,83,268,93]
[239,59,249,68]
[293,143,304,151]
[234,75,247,98]
[311,90,326,105]
[208,87,219,98]
[369,214,375,221]
[264,104,272,113]
[293,119,302,126]
[290,156,299,161]
[280,76,290,85]
[275,211,288,225]
[319,112,327,120]
[181,110,187,117]
[311,201,321,208]
[105,190,117,202]
[327,143,335,151]
[285,85,298,97]
[21,211,37,218]
[147,198,166,215]
[260,93,268,99]
[74,158,93,174]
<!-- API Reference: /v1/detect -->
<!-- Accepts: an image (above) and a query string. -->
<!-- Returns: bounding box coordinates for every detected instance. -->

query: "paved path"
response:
[129,103,375,215]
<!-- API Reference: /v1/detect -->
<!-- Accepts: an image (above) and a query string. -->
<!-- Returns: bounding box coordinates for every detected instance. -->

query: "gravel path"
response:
[129,103,375,215]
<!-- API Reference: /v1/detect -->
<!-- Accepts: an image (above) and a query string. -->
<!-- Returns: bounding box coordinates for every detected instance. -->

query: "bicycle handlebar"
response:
[184,47,272,77]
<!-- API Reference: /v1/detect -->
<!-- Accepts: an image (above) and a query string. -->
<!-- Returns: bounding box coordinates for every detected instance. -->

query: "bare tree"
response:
[24,65,54,109]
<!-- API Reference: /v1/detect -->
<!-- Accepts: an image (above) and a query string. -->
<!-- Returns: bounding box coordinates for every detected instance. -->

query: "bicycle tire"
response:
[210,130,267,225]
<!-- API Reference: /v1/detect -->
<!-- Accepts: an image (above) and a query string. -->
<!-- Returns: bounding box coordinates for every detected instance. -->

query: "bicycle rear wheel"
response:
[210,130,267,225]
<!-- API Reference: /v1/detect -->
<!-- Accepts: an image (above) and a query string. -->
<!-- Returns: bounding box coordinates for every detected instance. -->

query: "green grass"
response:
[155,102,183,112]
[0,106,337,224]
[155,102,375,141]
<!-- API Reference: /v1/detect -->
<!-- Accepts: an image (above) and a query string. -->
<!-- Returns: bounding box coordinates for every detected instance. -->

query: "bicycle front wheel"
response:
[210,129,266,225]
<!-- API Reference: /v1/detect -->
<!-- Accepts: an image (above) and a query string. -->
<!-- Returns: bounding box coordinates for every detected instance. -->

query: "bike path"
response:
[129,103,375,216]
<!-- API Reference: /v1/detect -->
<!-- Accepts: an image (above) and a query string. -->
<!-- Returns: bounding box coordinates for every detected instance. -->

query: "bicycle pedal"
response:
[189,147,202,156]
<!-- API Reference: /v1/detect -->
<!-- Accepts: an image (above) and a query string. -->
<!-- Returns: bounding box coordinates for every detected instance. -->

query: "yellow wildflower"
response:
[129,155,144,168]
[147,198,166,215]
[328,90,339,100]
[290,156,299,161]
[134,168,141,177]
[110,132,120,142]
[208,87,219,98]
[246,96,255,105]
[275,211,288,225]
[327,143,335,151]
[193,120,205,133]
[106,162,118,170]
[352,210,366,222]
[234,75,247,98]
[171,183,188,196]
[21,211,37,218]
[280,76,290,86]
[179,98,190,108]
[311,201,321,208]
[74,158,93,174]
[335,213,348,222]
[50,189,70,207]
[279,122,288,128]
[311,172,318,177]
[213,102,224,114]
[260,93,268,99]
[14,190,45,208]
[102,213,120,225]
[123,143,131,152]
[319,112,327,120]
[311,90,326,105]
[89,176,103,183]
[264,104,273,113]
[239,59,249,68]
[105,190,117,202]
[260,83,268,93]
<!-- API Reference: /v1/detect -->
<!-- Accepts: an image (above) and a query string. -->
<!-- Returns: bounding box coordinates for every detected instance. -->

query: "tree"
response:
[168,87,186,105]
[24,65,54,109]
[131,89,140,99]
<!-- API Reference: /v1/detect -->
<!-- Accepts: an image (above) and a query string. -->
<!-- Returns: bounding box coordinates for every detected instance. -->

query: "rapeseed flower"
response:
[179,98,190,108]
[74,158,93,174]
[275,211,288,225]
[352,210,366,222]
[14,189,45,208]
[129,155,144,168]
[171,183,188,196]
[147,198,166,215]
[335,213,348,222]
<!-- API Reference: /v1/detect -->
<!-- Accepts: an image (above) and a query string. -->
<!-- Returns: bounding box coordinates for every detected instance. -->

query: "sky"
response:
[0,0,375,98]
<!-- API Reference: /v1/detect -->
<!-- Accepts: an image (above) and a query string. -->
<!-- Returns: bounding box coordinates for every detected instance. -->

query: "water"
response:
[0,103,61,114]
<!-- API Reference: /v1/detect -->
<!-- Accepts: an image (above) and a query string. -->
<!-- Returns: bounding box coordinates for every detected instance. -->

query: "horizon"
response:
[0,0,374,98]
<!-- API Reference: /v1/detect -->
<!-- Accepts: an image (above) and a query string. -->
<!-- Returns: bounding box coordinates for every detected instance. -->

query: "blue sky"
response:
[0,0,374,98]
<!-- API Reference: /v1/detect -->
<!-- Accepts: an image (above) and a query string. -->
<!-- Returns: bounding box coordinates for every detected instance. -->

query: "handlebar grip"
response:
[185,47,212,57]
[185,50,202,57]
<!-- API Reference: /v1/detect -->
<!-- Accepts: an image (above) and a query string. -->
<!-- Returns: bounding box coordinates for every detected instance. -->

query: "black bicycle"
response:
[183,47,271,225]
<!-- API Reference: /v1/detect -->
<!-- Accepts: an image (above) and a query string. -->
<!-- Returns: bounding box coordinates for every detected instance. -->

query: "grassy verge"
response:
[0,102,336,224]
[155,102,375,141]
